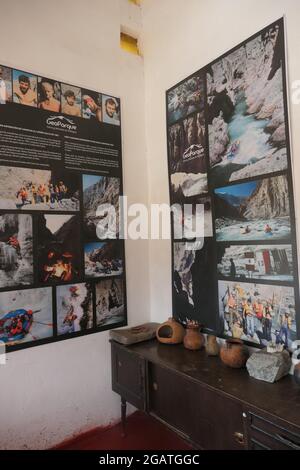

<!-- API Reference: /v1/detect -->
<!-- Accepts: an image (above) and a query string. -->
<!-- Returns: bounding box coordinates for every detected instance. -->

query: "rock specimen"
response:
[246,348,291,383]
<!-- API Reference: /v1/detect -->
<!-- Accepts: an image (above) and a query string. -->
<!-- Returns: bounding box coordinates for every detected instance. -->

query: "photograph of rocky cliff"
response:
[173,195,213,239]
[207,21,288,187]
[217,244,293,282]
[173,239,219,330]
[0,213,33,288]
[168,112,207,201]
[167,73,204,125]
[95,278,125,328]
[37,214,81,284]
[219,280,296,347]
[0,287,53,346]
[83,175,120,239]
[56,283,93,335]
[214,175,291,241]
[0,165,80,211]
[85,241,123,278]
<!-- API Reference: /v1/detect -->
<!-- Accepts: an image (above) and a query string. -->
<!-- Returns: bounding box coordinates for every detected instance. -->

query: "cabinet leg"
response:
[121,397,127,438]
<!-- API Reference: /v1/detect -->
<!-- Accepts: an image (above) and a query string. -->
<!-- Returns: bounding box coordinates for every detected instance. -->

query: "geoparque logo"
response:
[46,115,77,132]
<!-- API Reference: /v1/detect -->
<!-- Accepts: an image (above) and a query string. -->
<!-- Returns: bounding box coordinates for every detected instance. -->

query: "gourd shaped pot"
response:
[220,338,249,368]
[156,318,185,344]
[206,335,220,356]
[183,324,205,351]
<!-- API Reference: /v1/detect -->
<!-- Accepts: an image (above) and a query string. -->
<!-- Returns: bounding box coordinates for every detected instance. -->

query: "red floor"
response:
[55,411,192,450]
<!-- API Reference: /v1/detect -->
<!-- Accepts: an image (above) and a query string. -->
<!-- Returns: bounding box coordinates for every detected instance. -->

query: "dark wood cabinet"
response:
[111,339,300,450]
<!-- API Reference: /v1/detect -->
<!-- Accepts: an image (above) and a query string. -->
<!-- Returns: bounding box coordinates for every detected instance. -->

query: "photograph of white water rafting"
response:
[0,287,53,346]
[214,175,291,242]
[207,21,288,187]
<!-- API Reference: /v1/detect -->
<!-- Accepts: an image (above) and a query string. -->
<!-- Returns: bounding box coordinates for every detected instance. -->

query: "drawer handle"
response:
[152,382,158,391]
[118,361,122,367]
[275,434,300,450]
[234,432,245,446]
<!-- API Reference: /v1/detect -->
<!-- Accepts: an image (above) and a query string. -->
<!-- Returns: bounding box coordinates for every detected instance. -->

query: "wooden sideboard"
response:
[110,339,300,450]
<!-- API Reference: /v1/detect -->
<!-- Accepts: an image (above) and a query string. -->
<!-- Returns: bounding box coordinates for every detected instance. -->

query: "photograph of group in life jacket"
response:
[214,175,291,242]
[217,244,293,282]
[167,72,204,125]
[0,287,53,346]
[95,278,125,328]
[168,112,207,202]
[84,241,123,279]
[0,213,33,289]
[56,283,93,336]
[37,214,81,284]
[207,21,288,188]
[83,174,120,239]
[0,166,80,211]
[219,280,297,347]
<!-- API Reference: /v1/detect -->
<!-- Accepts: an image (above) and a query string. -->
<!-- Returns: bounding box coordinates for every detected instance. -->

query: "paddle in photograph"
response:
[214,175,291,242]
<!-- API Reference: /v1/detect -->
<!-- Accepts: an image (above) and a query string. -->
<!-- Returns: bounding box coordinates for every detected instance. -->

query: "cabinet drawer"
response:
[111,342,146,410]
[247,412,300,450]
[148,363,245,450]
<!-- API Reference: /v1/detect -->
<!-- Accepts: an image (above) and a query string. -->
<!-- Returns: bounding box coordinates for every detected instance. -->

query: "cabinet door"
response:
[149,363,245,450]
[111,342,146,410]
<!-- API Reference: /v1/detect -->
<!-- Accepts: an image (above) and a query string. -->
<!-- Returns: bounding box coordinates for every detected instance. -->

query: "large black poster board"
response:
[166,18,300,348]
[0,65,127,352]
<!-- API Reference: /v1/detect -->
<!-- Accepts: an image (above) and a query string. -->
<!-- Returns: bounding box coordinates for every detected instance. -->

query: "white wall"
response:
[0,0,150,449]
[141,0,300,322]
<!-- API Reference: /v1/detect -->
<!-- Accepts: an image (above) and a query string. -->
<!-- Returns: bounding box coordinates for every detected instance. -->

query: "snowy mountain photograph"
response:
[207,21,287,187]
[95,278,125,328]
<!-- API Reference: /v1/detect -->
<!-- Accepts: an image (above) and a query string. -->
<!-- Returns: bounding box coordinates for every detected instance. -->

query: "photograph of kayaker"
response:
[83,174,120,239]
[219,280,296,347]
[37,214,81,284]
[168,112,207,202]
[0,165,80,211]
[0,213,33,288]
[38,77,61,112]
[0,287,53,346]
[95,278,125,328]
[217,244,293,282]
[207,21,288,187]
[84,241,123,279]
[167,72,204,125]
[56,283,93,335]
[214,175,291,242]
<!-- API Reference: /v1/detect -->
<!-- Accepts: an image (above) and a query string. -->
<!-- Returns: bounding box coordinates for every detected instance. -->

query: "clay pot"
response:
[220,338,249,368]
[183,324,205,351]
[156,318,185,344]
[206,335,220,356]
[294,363,300,385]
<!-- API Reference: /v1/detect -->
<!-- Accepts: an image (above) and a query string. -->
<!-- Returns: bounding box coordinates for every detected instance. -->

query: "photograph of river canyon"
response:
[207,22,287,187]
